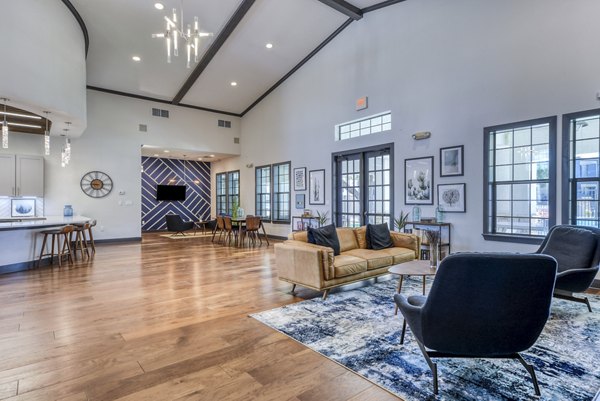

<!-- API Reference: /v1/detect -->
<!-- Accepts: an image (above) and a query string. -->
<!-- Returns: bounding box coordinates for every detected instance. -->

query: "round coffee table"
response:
[388,260,437,315]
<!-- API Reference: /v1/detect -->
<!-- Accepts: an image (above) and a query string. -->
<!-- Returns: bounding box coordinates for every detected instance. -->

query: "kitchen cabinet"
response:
[0,154,44,197]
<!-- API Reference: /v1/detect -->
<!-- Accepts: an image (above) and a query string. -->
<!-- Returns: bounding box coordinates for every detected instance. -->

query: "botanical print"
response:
[438,183,466,212]
[309,169,325,205]
[405,157,433,205]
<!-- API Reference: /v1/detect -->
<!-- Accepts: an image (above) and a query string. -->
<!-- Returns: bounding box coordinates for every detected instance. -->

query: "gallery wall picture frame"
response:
[309,169,326,205]
[405,156,434,205]
[294,167,307,191]
[440,145,464,177]
[11,198,36,217]
[295,193,305,209]
[438,183,466,212]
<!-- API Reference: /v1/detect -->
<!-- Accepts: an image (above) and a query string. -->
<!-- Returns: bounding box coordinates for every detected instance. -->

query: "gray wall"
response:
[215,0,600,252]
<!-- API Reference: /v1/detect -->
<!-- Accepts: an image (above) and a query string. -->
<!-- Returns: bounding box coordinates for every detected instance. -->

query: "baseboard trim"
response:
[592,279,600,289]
[0,258,52,275]
[95,237,142,244]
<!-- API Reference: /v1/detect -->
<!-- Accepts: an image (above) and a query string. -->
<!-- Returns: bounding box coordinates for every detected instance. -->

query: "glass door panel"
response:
[337,154,362,227]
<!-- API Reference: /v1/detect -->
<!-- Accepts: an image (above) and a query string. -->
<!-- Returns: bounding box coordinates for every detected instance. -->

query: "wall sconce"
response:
[412,131,431,140]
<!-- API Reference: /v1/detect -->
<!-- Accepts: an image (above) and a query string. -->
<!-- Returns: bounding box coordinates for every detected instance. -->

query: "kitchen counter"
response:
[0,215,93,274]
[0,215,91,231]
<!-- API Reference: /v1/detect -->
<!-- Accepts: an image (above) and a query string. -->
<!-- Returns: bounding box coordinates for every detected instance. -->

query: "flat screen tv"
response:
[156,185,186,201]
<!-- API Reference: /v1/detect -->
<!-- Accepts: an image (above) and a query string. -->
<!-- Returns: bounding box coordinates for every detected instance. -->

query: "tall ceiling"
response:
[70,0,404,116]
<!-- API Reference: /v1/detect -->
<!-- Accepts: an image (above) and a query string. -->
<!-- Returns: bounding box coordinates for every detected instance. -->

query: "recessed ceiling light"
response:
[132,56,141,62]
[209,154,215,157]
[164,150,170,153]
[198,157,203,161]
[153,153,159,157]
[230,82,237,87]
[154,3,164,10]
[265,43,273,49]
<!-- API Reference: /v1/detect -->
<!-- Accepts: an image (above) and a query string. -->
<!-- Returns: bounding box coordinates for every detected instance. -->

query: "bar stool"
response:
[71,223,91,260]
[87,220,97,255]
[37,225,75,267]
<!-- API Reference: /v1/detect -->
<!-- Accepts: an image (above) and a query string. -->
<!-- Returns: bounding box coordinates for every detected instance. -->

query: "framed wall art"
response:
[295,193,305,209]
[438,183,466,212]
[294,167,307,191]
[405,157,434,205]
[440,145,464,177]
[309,169,325,205]
[11,199,36,217]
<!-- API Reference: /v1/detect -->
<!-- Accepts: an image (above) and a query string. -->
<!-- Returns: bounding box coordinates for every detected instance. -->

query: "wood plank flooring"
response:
[0,233,400,401]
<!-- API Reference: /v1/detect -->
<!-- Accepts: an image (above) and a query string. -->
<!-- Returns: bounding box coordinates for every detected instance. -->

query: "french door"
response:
[333,144,394,228]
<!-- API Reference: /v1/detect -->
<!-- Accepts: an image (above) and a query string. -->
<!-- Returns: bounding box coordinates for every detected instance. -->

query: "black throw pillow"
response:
[366,223,393,250]
[308,224,341,256]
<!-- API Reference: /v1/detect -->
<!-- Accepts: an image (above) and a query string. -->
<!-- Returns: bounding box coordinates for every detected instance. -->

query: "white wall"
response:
[217,0,600,250]
[0,0,87,136]
[1,90,240,242]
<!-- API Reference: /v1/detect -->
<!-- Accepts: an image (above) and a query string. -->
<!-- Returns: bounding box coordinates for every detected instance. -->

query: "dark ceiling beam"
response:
[241,18,354,117]
[87,86,241,117]
[172,0,256,105]
[318,0,362,20]
[61,0,89,57]
[362,0,407,14]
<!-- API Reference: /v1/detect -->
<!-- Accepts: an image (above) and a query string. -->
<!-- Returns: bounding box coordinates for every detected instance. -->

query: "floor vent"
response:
[152,108,169,118]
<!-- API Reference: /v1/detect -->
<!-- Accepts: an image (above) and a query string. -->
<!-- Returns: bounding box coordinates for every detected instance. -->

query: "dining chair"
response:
[213,216,225,243]
[242,215,261,246]
[222,216,237,246]
[258,217,270,246]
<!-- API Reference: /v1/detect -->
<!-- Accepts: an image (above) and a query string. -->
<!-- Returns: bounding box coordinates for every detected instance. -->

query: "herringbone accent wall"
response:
[141,157,211,231]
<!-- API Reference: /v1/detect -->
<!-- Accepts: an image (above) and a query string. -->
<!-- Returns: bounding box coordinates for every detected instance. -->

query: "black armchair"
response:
[165,214,194,236]
[536,225,600,312]
[395,253,557,396]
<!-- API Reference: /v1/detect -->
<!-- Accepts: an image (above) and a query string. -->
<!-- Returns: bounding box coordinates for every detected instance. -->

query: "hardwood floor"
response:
[0,233,400,401]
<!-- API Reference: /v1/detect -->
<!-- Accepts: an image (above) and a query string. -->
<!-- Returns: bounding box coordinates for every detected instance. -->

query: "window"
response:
[255,162,291,223]
[215,170,240,215]
[335,111,391,141]
[483,116,556,242]
[563,109,600,227]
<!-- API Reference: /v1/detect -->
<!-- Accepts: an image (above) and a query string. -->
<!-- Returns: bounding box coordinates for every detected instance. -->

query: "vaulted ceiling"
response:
[70,0,405,116]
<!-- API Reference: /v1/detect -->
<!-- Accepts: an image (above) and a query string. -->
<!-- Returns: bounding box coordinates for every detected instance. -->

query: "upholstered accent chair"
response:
[536,224,600,312]
[165,214,194,236]
[395,253,557,396]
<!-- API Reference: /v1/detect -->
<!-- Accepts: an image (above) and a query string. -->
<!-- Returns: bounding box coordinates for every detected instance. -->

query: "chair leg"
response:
[516,353,541,396]
[64,233,74,264]
[37,233,48,268]
[416,340,438,395]
[400,318,407,345]
[88,227,96,255]
[50,234,56,265]
[291,284,296,294]
[554,292,593,312]
[322,289,330,300]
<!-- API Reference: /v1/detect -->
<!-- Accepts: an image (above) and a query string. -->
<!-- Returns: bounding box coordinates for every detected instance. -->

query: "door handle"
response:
[16,187,20,196]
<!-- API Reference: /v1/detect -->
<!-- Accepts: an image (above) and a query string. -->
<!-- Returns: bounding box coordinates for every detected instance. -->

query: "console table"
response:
[291,216,320,232]
[403,221,451,260]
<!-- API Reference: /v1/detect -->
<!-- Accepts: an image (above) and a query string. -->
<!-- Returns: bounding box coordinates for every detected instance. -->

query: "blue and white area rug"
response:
[251,278,600,401]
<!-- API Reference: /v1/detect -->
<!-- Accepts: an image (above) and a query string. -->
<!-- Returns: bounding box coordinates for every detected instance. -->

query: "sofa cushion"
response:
[354,226,368,249]
[308,224,341,255]
[344,249,393,270]
[378,247,416,264]
[337,227,359,252]
[333,254,368,278]
[366,223,393,250]
[288,231,308,242]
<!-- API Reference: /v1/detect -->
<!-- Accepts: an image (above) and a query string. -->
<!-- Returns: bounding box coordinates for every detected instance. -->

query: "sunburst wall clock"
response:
[80,171,113,198]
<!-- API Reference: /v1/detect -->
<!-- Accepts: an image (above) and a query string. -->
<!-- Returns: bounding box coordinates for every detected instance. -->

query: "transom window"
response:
[255,162,291,223]
[335,112,391,141]
[564,109,600,227]
[483,117,556,242]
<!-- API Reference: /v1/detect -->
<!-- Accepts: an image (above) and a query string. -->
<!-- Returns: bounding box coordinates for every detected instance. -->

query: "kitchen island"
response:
[0,215,92,274]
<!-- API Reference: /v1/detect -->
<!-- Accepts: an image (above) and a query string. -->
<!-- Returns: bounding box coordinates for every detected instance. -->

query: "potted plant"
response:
[316,210,329,227]
[394,211,410,232]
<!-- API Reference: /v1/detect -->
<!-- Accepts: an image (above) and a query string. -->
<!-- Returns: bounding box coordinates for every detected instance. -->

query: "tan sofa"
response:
[274,226,420,299]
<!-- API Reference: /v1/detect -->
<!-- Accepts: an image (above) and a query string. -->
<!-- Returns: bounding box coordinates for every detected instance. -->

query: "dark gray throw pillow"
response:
[308,224,341,256]
[366,223,393,250]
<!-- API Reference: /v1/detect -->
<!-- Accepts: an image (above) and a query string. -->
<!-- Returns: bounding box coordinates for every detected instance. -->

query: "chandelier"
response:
[152,1,214,68]
[61,123,71,168]
[43,111,50,156]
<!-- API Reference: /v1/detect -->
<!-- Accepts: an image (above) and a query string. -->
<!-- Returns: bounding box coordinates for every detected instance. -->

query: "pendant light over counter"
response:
[1,98,8,149]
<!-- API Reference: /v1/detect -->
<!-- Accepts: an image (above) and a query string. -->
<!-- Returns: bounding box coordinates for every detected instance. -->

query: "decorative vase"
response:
[430,242,439,268]
[63,205,73,217]
[237,207,244,218]
[412,206,421,222]
[435,206,444,223]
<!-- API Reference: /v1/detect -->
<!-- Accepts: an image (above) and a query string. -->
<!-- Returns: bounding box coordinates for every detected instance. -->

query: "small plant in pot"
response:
[394,211,410,232]
[316,210,329,227]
